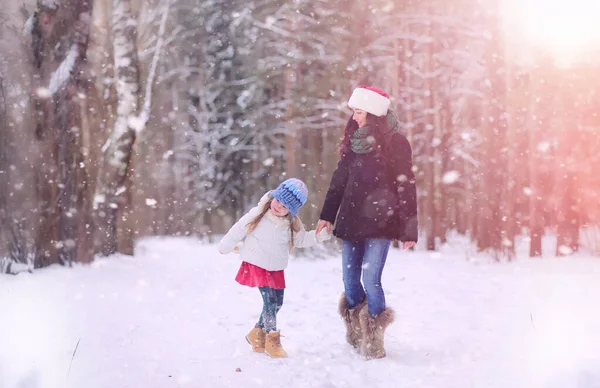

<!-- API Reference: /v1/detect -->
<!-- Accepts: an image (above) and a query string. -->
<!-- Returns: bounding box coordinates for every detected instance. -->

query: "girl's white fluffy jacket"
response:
[218,191,330,271]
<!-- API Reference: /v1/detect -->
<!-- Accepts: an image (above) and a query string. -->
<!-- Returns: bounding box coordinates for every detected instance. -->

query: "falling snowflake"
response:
[127,115,145,132]
[537,141,551,152]
[42,0,60,10]
[162,150,174,160]
[558,245,573,255]
[35,87,52,99]
[382,2,394,12]
[442,171,460,184]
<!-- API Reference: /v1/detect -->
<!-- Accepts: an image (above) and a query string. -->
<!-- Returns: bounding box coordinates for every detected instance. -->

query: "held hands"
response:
[316,227,332,243]
[315,219,332,235]
[316,219,414,249]
[402,241,415,250]
[315,219,332,243]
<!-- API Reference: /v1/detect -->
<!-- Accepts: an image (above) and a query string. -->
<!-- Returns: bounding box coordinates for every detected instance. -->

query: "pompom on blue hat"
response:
[271,178,308,216]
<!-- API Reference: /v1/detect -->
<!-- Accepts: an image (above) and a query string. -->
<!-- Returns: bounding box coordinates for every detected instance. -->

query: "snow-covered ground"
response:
[2,237,600,388]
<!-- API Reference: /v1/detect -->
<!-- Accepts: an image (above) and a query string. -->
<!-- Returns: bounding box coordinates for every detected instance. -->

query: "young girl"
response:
[218,178,330,358]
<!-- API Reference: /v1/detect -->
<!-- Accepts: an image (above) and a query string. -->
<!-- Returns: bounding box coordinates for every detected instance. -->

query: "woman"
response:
[316,85,418,359]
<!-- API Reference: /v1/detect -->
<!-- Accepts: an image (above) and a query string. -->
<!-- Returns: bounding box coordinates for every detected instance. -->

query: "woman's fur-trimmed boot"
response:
[265,331,288,358]
[358,304,395,359]
[245,327,266,353]
[338,293,367,349]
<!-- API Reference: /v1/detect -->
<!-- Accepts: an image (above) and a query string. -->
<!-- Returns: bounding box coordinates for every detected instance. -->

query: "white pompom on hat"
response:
[347,85,391,117]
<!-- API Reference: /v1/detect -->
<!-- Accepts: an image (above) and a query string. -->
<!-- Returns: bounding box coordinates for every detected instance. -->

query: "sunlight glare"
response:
[504,0,600,60]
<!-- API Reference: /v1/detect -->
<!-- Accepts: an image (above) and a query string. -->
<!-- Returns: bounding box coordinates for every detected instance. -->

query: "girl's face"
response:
[352,109,367,127]
[271,198,290,217]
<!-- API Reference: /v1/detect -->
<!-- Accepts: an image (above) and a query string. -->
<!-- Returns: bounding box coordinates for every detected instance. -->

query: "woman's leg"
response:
[361,238,391,316]
[357,238,394,359]
[341,240,366,308]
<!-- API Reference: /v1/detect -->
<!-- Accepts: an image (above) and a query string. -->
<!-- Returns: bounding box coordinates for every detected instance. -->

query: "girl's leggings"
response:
[256,286,284,333]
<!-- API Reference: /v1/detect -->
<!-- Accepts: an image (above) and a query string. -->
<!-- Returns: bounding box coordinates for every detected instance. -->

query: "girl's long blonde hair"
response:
[245,197,302,251]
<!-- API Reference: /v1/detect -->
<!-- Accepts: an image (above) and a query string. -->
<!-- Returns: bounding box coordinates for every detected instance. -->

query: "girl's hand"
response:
[316,228,332,243]
[233,243,243,253]
[402,241,415,251]
[316,219,332,235]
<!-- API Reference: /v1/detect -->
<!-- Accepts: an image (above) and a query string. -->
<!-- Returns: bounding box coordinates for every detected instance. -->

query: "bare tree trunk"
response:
[502,49,517,259]
[0,73,9,259]
[403,19,415,145]
[528,122,543,256]
[305,122,322,227]
[284,15,299,180]
[94,0,141,256]
[555,122,581,256]
[556,172,580,256]
[527,73,543,257]
[30,0,94,266]
[436,102,450,244]
[423,13,436,251]
[529,179,544,257]
[476,3,505,258]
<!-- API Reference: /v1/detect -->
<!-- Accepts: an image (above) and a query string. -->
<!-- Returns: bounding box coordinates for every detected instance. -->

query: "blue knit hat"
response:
[271,178,308,216]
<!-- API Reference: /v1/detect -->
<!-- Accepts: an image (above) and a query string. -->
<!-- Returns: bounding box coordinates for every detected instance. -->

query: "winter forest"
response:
[4,0,600,386]
[2,0,600,272]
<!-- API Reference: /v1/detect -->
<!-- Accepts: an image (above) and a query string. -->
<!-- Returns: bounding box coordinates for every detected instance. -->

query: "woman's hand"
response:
[402,241,415,250]
[316,219,332,235]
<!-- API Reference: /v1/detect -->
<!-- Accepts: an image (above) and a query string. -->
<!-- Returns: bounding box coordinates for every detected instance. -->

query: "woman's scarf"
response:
[350,110,401,154]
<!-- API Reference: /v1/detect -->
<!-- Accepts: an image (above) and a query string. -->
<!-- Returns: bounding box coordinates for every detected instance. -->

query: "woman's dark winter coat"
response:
[319,133,418,242]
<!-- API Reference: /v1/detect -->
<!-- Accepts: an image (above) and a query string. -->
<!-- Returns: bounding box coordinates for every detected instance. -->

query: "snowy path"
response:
[2,237,600,388]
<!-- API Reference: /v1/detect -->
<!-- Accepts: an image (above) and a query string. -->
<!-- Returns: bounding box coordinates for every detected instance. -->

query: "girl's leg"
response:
[263,287,288,358]
[341,240,366,308]
[361,238,391,316]
[258,286,278,333]
[256,287,268,329]
[274,288,285,316]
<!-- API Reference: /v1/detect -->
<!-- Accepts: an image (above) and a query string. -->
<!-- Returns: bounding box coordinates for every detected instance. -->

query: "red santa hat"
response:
[347,86,391,117]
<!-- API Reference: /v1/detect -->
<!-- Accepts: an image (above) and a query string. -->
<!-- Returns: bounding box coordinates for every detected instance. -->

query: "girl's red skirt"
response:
[235,261,285,289]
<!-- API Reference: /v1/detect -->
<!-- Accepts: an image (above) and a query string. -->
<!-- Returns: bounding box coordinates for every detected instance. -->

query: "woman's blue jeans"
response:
[342,238,391,317]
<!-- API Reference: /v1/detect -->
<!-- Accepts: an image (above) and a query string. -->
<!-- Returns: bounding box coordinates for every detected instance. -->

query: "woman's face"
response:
[270,198,290,217]
[352,109,367,127]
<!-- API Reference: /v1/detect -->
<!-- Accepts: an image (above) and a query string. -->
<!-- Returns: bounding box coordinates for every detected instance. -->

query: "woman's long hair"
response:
[339,113,392,158]
[245,197,302,251]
